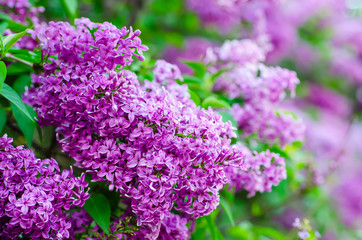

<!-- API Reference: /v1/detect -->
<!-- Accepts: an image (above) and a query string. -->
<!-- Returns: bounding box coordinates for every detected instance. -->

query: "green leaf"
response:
[0,61,6,91]
[191,218,207,240]
[221,189,235,205]
[3,31,27,53]
[0,35,3,54]
[12,104,36,146]
[220,195,235,226]
[6,62,32,75]
[182,75,203,84]
[13,75,31,94]
[218,111,237,128]
[61,0,78,21]
[7,21,27,32]
[0,13,12,21]
[201,96,231,109]
[251,202,262,217]
[206,215,224,240]
[228,226,252,240]
[0,21,9,35]
[252,226,286,240]
[210,68,230,83]
[188,89,201,106]
[12,52,40,64]
[0,83,34,122]
[183,60,207,78]
[84,193,111,235]
[0,109,6,133]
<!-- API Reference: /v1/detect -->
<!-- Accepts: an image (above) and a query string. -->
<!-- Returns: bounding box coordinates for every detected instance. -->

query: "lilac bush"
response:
[0,134,89,239]
[225,144,286,197]
[205,39,305,146]
[0,0,43,50]
[2,0,361,239]
[21,18,251,238]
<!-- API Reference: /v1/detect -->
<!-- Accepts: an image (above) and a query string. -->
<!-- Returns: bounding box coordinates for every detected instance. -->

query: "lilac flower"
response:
[186,0,283,32]
[208,39,266,66]
[305,84,351,117]
[208,39,304,146]
[0,0,44,25]
[150,60,194,107]
[70,210,191,240]
[231,103,305,147]
[225,144,286,197]
[0,134,89,239]
[0,0,43,50]
[330,49,362,85]
[24,19,245,238]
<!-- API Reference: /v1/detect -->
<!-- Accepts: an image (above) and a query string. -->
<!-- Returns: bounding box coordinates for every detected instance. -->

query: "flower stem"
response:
[5,53,34,68]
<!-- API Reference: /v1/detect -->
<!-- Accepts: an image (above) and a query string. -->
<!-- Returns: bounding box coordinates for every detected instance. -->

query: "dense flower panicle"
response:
[153,60,183,84]
[24,19,244,238]
[225,145,286,197]
[205,39,267,67]
[126,213,191,240]
[330,49,362,85]
[187,0,350,67]
[151,60,194,107]
[333,18,362,56]
[231,103,305,147]
[288,86,351,185]
[0,0,44,25]
[31,18,148,69]
[70,210,190,240]
[213,64,299,102]
[186,0,244,30]
[334,174,362,227]
[69,209,93,239]
[0,0,43,50]
[0,134,89,240]
[208,39,304,146]
[158,213,190,240]
[186,0,282,31]
[331,17,362,83]
[243,0,345,63]
[305,84,351,117]
[164,38,304,146]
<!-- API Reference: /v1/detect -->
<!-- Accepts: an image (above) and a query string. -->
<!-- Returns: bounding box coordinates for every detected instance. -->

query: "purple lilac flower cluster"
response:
[24,18,244,238]
[225,143,286,197]
[0,0,43,50]
[70,209,190,240]
[186,0,282,32]
[333,174,362,227]
[330,18,362,85]
[208,39,305,147]
[149,60,194,107]
[163,39,293,196]
[119,212,191,240]
[0,0,43,25]
[0,134,89,239]
[187,0,349,66]
[151,60,287,200]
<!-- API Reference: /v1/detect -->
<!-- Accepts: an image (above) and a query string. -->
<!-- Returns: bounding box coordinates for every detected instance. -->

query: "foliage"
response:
[0,0,361,239]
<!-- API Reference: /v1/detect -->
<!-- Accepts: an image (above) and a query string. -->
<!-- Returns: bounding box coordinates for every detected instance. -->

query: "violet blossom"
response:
[24,18,245,239]
[0,134,89,239]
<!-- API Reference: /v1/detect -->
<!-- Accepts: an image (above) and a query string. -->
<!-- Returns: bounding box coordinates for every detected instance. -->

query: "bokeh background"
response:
[2,0,362,239]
